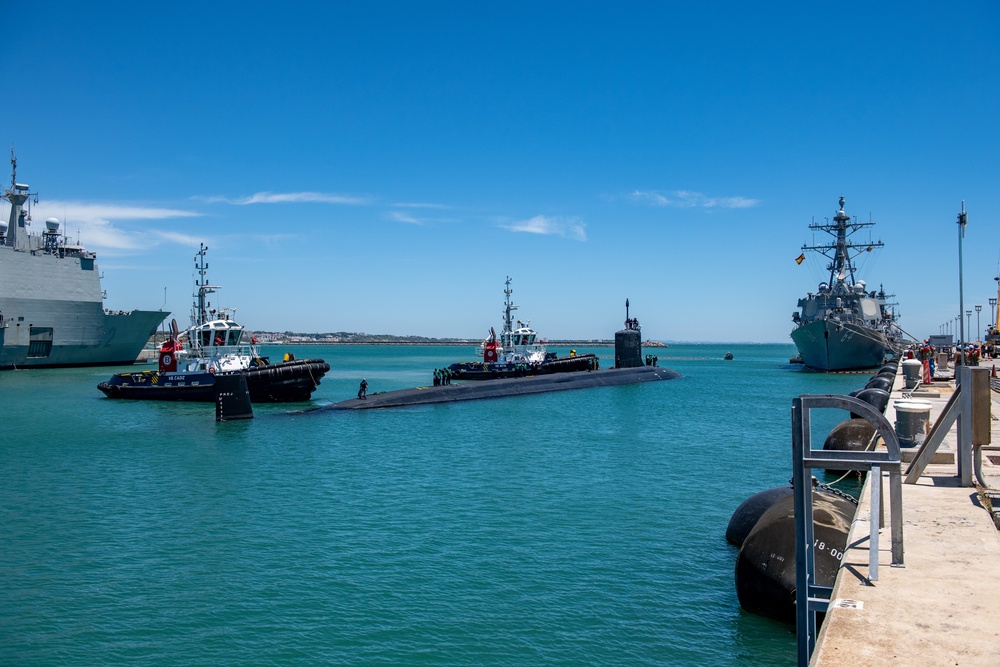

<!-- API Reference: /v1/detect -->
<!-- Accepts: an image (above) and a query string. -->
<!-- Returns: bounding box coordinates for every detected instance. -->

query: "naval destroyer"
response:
[0,153,167,369]
[790,196,902,371]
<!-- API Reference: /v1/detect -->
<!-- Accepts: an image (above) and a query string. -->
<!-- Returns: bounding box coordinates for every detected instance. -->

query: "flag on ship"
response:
[795,253,806,265]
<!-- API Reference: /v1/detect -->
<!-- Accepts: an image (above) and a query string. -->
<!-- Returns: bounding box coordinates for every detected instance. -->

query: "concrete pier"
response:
[812,358,1000,666]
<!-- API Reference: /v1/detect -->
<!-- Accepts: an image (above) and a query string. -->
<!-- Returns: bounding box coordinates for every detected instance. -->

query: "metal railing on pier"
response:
[791,394,904,666]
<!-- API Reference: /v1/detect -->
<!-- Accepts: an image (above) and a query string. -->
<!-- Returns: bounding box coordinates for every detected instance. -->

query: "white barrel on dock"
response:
[901,358,923,389]
[894,399,932,447]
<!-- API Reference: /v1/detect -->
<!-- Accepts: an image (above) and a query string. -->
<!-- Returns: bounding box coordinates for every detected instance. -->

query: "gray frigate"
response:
[790,196,902,371]
[0,153,167,369]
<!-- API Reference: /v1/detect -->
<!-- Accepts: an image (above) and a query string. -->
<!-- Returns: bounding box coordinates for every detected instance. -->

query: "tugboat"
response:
[98,244,329,402]
[447,277,598,380]
[791,197,904,372]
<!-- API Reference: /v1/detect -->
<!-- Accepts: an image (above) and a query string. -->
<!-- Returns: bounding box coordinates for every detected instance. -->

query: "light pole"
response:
[975,305,982,342]
[957,203,967,364]
[966,310,972,339]
[990,297,997,333]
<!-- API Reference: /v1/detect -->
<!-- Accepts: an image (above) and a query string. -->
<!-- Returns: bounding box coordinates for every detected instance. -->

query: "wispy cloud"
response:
[387,210,424,225]
[29,200,203,251]
[629,190,759,209]
[391,202,450,210]
[151,230,205,246]
[198,191,372,205]
[38,201,201,221]
[501,215,587,241]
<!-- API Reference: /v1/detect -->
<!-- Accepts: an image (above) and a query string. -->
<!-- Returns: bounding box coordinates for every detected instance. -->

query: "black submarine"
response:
[317,300,680,412]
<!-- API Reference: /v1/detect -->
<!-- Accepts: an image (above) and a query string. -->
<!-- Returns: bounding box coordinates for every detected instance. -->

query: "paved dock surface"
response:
[812,358,1000,666]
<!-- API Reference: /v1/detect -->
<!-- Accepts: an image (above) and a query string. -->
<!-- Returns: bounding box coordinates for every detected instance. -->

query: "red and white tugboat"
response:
[447,277,598,380]
[98,244,329,402]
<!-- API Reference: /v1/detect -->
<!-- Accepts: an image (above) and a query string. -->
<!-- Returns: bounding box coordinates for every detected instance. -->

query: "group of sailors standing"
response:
[433,368,453,386]
[907,339,996,373]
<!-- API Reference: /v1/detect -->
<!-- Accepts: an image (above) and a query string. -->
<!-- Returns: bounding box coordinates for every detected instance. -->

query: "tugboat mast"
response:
[192,243,219,326]
[502,276,518,338]
[800,196,882,293]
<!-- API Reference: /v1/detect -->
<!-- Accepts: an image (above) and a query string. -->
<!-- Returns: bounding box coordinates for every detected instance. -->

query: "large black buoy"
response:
[876,369,897,384]
[614,298,643,368]
[864,376,893,392]
[215,371,254,421]
[823,418,877,473]
[851,387,889,416]
[735,490,856,624]
[726,486,793,547]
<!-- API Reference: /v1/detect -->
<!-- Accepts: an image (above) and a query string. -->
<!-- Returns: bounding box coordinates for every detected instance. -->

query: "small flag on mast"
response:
[795,253,806,265]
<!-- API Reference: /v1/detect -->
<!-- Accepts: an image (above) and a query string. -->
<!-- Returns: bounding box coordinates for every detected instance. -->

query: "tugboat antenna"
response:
[193,243,219,326]
[503,276,517,337]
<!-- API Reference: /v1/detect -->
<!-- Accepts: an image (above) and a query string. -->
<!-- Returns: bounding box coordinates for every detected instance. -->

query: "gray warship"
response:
[790,196,902,371]
[0,153,167,369]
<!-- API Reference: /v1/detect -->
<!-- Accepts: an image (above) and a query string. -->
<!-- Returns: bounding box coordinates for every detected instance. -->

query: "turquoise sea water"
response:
[1,343,867,666]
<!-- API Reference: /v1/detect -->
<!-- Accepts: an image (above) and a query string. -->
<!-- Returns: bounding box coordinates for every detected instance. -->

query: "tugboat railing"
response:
[791,394,904,667]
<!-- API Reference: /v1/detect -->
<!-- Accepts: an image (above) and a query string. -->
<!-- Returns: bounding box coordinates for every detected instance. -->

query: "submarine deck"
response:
[812,358,1000,666]
[319,365,680,411]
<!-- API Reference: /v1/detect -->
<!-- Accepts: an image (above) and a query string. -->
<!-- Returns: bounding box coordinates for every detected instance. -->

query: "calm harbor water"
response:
[1,343,866,666]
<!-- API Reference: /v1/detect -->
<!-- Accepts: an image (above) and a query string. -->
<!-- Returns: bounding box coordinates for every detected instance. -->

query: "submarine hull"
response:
[319,365,680,411]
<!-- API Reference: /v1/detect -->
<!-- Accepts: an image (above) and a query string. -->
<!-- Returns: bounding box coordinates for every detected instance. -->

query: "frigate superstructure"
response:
[790,196,902,371]
[0,152,167,368]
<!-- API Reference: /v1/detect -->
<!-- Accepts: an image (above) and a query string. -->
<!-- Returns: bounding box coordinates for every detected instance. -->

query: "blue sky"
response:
[3,2,999,342]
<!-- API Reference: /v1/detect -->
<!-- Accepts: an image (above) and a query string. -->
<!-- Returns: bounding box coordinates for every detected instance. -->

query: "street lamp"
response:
[966,310,972,339]
[990,297,997,332]
[957,203,967,364]
[975,305,982,342]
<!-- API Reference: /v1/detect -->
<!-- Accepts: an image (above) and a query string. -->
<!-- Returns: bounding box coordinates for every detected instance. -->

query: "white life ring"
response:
[162,354,173,365]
